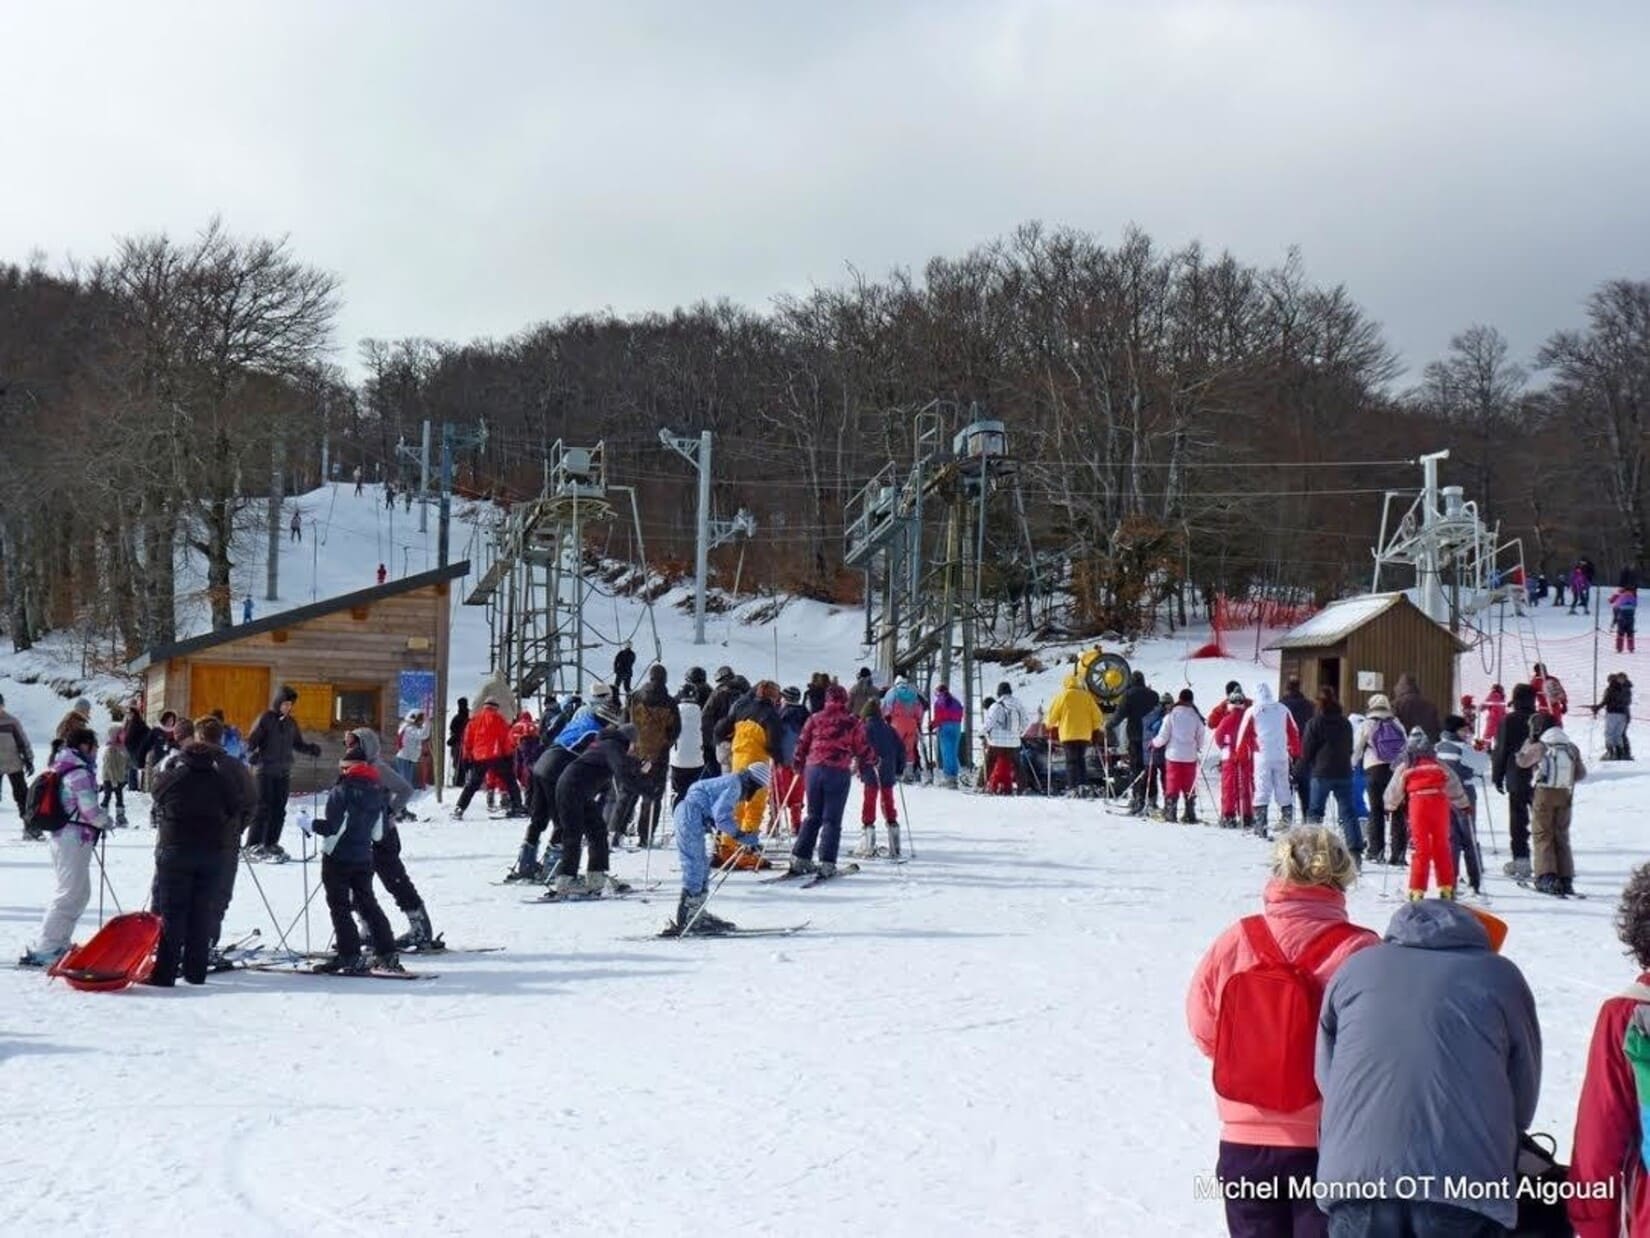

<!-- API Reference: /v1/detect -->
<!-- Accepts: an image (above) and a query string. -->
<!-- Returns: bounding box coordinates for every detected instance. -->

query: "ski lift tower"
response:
[464,441,659,709]
[1371,450,1527,628]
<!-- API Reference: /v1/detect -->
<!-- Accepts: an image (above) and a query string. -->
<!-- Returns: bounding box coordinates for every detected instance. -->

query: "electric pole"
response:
[266,434,282,603]
[419,420,431,533]
[660,428,714,643]
[439,420,488,568]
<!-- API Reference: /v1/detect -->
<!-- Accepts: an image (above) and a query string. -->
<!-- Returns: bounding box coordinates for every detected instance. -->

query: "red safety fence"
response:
[1196,594,1320,663]
[1457,618,1650,724]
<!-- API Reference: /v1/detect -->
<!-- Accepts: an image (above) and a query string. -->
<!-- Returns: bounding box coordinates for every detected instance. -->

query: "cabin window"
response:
[333,685,382,731]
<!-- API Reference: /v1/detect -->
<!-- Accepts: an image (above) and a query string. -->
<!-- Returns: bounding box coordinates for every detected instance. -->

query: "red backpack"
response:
[1212,916,1360,1111]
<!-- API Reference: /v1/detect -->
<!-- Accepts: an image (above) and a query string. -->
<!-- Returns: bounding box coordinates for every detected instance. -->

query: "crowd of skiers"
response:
[12,683,439,979]
[1190,822,1650,1237]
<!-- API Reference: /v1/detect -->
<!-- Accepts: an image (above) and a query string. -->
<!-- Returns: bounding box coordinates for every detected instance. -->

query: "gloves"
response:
[738,832,763,851]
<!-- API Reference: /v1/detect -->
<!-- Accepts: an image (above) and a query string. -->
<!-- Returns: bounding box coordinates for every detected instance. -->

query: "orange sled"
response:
[48,912,162,992]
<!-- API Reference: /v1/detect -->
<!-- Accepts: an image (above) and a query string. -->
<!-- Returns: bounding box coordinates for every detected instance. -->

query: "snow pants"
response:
[1531,786,1575,879]
[1406,792,1455,896]
[669,764,703,811]
[458,755,521,815]
[1617,610,1637,653]
[937,722,961,780]
[985,746,1018,794]
[1309,779,1363,854]
[322,857,395,958]
[861,782,897,825]
[1362,764,1392,860]
[1326,1200,1503,1237]
[1219,757,1252,820]
[1215,1142,1327,1238]
[1063,741,1089,789]
[771,764,803,831]
[794,766,852,864]
[35,826,95,955]
[371,827,423,914]
[1449,804,1482,893]
[526,747,576,848]
[730,723,769,832]
[1606,711,1629,756]
[673,798,714,895]
[1163,758,1196,799]
[554,780,609,878]
[249,769,292,850]
[152,844,224,985]
[1252,760,1291,809]
[6,768,27,816]
[1505,769,1532,862]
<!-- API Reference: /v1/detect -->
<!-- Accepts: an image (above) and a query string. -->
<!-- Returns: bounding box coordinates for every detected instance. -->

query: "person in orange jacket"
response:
[454,697,523,819]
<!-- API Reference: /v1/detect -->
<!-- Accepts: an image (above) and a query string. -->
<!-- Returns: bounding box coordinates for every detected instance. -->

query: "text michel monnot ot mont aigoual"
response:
[1196,1174,1614,1208]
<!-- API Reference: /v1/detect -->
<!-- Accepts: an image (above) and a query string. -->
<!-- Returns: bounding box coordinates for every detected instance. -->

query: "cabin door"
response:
[188,664,272,736]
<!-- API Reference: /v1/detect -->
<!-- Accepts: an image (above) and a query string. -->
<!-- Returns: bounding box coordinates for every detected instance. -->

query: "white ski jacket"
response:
[984,696,1029,748]
[1234,684,1299,763]
[1151,704,1206,763]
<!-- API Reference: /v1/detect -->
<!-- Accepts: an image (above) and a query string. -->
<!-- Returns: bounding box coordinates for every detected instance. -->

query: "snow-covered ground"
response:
[0,484,1643,1236]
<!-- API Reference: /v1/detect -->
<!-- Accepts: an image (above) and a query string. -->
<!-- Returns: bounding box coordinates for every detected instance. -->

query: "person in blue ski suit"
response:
[671,763,769,934]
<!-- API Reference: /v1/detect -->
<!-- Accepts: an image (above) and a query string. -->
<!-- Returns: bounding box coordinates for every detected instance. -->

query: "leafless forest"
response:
[2,219,1645,658]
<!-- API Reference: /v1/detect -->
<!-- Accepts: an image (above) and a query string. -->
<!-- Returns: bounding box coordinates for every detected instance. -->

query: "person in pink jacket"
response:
[1186,826,1378,1237]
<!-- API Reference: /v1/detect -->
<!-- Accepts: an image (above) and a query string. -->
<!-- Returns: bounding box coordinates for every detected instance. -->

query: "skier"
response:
[1046,667,1101,795]
[454,697,523,820]
[548,721,649,897]
[1531,662,1568,724]
[1152,688,1206,824]
[847,666,880,719]
[121,700,150,793]
[1490,683,1538,881]
[855,700,904,857]
[395,711,430,789]
[147,716,250,986]
[1185,826,1376,1237]
[52,697,93,761]
[1611,586,1638,654]
[447,697,470,788]
[1516,712,1585,897]
[611,642,636,702]
[1142,692,1172,815]
[351,728,439,949]
[1351,693,1407,866]
[1391,673,1442,740]
[1213,687,1254,830]
[720,681,782,865]
[1116,670,1159,813]
[981,683,1029,796]
[99,706,130,827]
[352,465,363,496]
[1571,560,1591,614]
[0,693,35,828]
[508,694,619,881]
[1279,676,1315,824]
[309,735,403,974]
[289,509,301,542]
[244,687,323,861]
[18,726,108,967]
[772,687,810,833]
[682,666,711,707]
[804,672,830,715]
[626,665,681,846]
[787,683,875,878]
[385,482,396,509]
[242,595,253,625]
[1383,729,1471,900]
[881,677,925,783]
[1568,862,1650,1235]
[669,764,768,934]
[1299,687,1358,852]
[1204,680,1243,738]
[1233,682,1300,838]
[699,666,742,776]
[669,684,703,810]
[930,682,965,789]
[1593,671,1634,760]
[1435,715,1488,899]
[510,710,542,814]
[376,563,387,586]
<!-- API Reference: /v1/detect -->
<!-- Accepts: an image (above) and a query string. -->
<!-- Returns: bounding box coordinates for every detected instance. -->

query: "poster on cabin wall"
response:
[398,670,437,723]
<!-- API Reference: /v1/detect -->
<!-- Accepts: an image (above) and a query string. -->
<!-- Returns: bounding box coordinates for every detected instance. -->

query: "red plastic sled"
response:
[47,912,162,992]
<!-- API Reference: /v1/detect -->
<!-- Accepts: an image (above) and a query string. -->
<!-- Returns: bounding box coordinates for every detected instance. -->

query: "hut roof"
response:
[1264,592,1467,653]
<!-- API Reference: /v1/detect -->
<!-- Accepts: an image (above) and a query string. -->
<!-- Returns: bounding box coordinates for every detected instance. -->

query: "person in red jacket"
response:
[454,697,523,819]
[1214,687,1254,830]
[1569,862,1650,1237]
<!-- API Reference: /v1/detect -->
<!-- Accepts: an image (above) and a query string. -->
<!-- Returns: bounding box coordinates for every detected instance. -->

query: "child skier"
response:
[1383,729,1471,900]
[772,687,809,833]
[1477,684,1507,749]
[1593,672,1634,761]
[1516,713,1586,897]
[1142,692,1172,815]
[1435,715,1489,899]
[1152,689,1206,824]
[668,763,768,934]
[856,701,905,857]
[18,727,109,967]
[309,735,402,974]
[351,728,439,951]
[100,707,130,827]
[1612,587,1638,654]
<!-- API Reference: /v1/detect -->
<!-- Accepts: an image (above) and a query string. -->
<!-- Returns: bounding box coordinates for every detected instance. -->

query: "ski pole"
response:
[300,826,312,957]
[92,831,123,924]
[240,852,302,960]
[1480,783,1500,857]
[894,778,915,860]
[679,843,747,937]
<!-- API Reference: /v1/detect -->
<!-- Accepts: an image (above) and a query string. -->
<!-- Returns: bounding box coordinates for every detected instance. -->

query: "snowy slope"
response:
[0,484,1643,1236]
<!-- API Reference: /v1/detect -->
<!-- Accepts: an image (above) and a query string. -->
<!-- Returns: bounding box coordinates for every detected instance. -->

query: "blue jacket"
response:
[674,771,755,842]
[859,715,906,786]
[315,764,388,865]
[554,707,603,753]
[777,704,809,766]
[1315,900,1541,1229]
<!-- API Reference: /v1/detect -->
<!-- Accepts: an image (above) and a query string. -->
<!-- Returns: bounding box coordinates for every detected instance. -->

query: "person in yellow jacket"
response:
[1047,669,1103,792]
[714,681,783,868]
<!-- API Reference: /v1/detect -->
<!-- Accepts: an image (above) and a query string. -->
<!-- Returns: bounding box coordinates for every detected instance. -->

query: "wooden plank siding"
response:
[1343,602,1460,717]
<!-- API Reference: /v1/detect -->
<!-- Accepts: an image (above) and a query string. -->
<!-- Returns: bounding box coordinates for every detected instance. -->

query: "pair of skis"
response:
[757,862,861,889]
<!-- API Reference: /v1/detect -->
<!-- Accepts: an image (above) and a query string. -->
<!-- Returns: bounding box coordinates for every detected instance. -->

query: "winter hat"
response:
[342,735,368,764]
[782,686,801,703]
[1405,727,1433,757]
[715,666,735,684]
[1366,694,1392,717]
[686,667,706,684]
[1159,692,1174,707]
[589,680,613,700]
[996,681,1013,697]
[895,676,909,687]
[648,664,668,685]
[73,697,92,716]
[742,761,771,788]
[1442,714,1468,736]
[860,700,880,720]
[825,683,849,707]
[857,667,872,680]
[1177,688,1195,704]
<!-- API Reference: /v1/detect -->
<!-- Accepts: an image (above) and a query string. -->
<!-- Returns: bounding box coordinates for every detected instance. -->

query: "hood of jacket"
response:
[1539,726,1574,747]
[1061,672,1082,691]
[175,743,224,775]
[353,728,383,761]
[1254,683,1275,706]
[271,684,298,709]
[1383,899,1490,952]
[822,688,848,712]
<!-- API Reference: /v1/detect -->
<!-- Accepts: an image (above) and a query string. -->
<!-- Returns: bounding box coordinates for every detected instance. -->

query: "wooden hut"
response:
[1265,592,1468,715]
[128,562,469,792]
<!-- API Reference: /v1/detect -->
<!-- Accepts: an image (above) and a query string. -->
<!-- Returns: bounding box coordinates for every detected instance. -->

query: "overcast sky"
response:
[3,0,1646,382]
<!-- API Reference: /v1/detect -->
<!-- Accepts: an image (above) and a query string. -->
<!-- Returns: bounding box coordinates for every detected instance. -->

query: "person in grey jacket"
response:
[1315,899,1540,1236]
[0,694,35,823]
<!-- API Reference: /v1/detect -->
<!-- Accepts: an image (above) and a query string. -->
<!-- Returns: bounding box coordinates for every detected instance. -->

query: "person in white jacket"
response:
[395,712,430,789]
[1233,682,1301,838]
[1151,689,1206,823]
[982,683,1029,795]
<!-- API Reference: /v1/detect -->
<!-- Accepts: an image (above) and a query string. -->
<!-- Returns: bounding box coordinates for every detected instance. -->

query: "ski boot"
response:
[786,855,817,877]
[1217,815,1237,830]
[1407,889,1425,902]
[504,844,543,882]
[1437,885,1455,901]
[486,791,497,813]
[549,872,590,898]
[23,826,45,842]
[674,890,735,936]
[1558,876,1576,897]
[1159,795,1178,824]
[1181,797,1200,825]
[116,809,129,829]
[395,907,436,951]
[815,861,838,880]
[313,953,370,975]
[586,871,631,897]
[263,844,290,864]
[17,946,66,969]
[1278,805,1294,827]
[451,806,466,821]
[1502,857,1532,881]
[1532,874,1564,897]
[887,823,902,859]
[851,827,878,858]
[374,952,406,974]
[1252,806,1269,839]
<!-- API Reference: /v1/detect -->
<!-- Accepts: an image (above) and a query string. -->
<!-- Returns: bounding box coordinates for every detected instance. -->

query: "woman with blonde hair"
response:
[1187,827,1378,1237]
